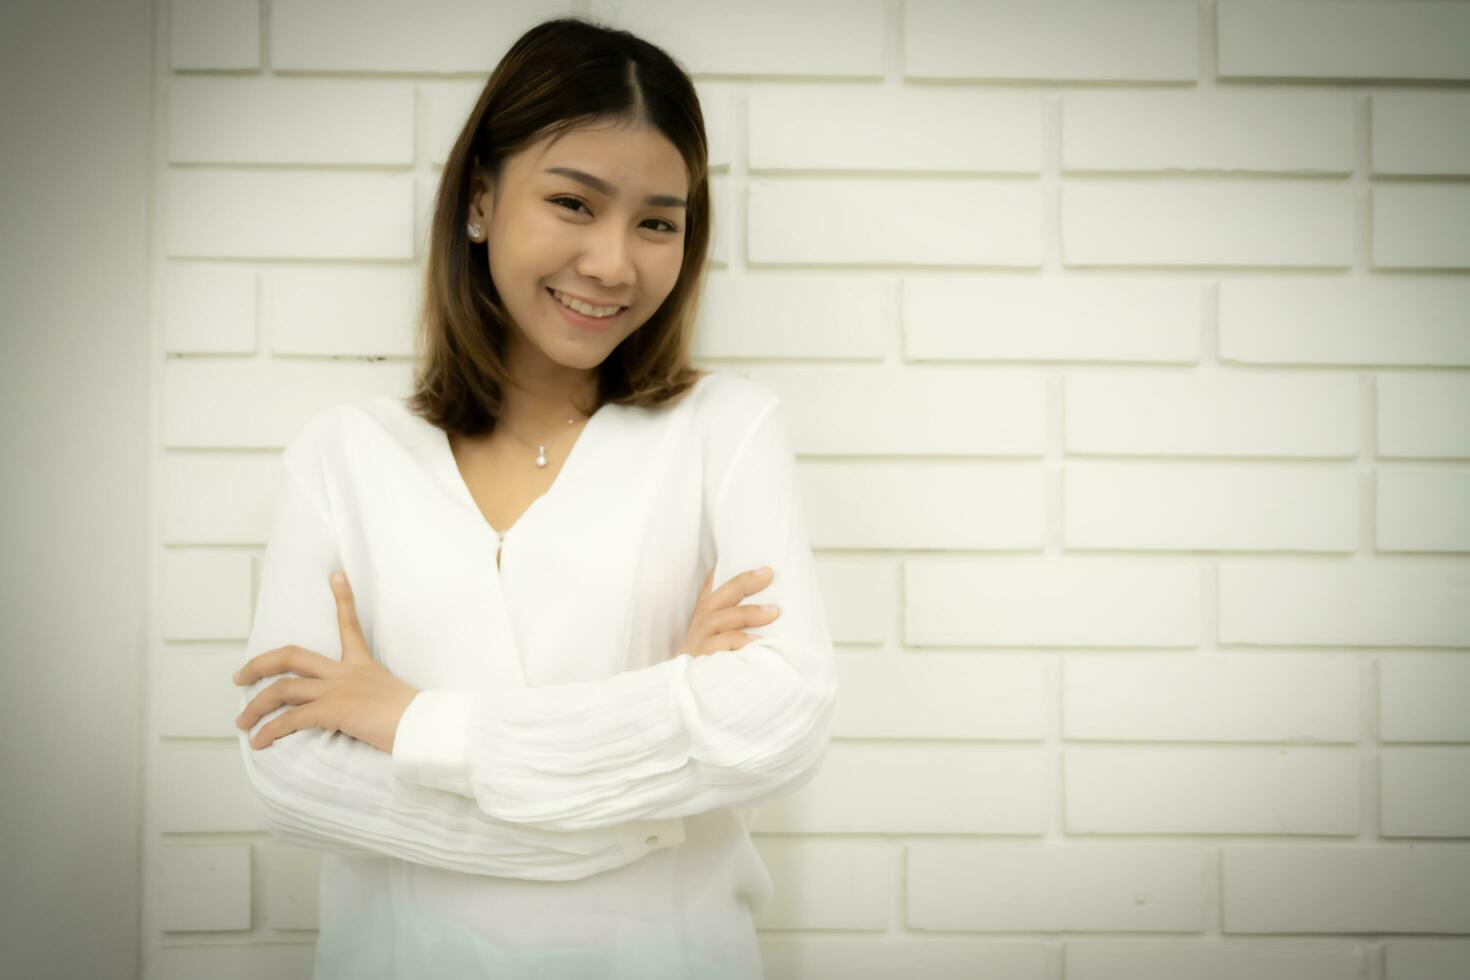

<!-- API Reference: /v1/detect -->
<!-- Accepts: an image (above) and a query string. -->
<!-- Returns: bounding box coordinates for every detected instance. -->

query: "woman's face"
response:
[469,121,690,377]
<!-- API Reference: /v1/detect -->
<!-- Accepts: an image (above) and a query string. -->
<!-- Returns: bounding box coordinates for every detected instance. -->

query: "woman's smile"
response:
[546,285,627,332]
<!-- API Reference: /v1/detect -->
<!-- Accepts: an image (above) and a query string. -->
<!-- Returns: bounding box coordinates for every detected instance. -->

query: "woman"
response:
[230,15,837,980]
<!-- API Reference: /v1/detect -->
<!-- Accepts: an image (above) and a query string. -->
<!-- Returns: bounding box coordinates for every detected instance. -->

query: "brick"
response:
[264,266,419,357]
[264,842,321,930]
[815,559,894,646]
[1378,374,1470,459]
[803,460,1044,550]
[1068,941,1364,980]
[272,0,563,73]
[161,452,280,545]
[1373,186,1470,269]
[592,0,884,78]
[909,843,1211,932]
[1220,277,1470,367]
[1371,92,1470,176]
[171,0,260,70]
[1219,561,1470,648]
[164,170,415,260]
[750,86,1041,173]
[1065,746,1359,835]
[835,652,1048,740]
[1378,655,1470,742]
[1218,1,1470,82]
[1384,942,1470,980]
[710,178,732,266]
[160,548,253,641]
[1378,468,1470,552]
[157,744,259,832]
[1223,846,1470,933]
[1065,461,1358,552]
[162,265,257,354]
[750,839,892,930]
[905,275,1200,364]
[905,0,1197,82]
[168,77,413,164]
[1062,181,1354,268]
[692,273,891,361]
[1066,371,1358,457]
[159,844,252,932]
[749,178,1043,267]
[160,357,407,448]
[1380,748,1470,837]
[765,743,1048,835]
[743,365,1047,456]
[156,943,315,980]
[1065,653,1360,743]
[907,558,1201,648]
[1063,90,1353,174]
[424,80,489,167]
[759,938,1047,980]
[157,650,250,738]
[697,83,733,171]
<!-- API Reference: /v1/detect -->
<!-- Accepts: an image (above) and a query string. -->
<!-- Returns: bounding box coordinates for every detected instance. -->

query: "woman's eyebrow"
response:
[543,166,687,209]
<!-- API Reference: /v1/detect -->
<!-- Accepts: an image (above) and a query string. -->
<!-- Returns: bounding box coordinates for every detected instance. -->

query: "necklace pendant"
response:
[535,446,548,468]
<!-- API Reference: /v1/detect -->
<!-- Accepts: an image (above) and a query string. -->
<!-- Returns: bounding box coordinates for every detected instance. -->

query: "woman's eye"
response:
[550,195,589,215]
[549,196,678,234]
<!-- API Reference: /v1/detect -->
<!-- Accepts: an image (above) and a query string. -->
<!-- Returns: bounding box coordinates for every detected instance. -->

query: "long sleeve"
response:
[390,396,839,832]
[236,417,684,881]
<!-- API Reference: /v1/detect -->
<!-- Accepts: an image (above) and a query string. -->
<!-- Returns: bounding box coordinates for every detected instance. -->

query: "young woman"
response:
[230,16,836,979]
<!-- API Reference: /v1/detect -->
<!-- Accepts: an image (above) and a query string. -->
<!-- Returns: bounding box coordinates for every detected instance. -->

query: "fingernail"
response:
[331,571,345,587]
[231,671,241,683]
[760,604,779,613]
[759,566,772,576]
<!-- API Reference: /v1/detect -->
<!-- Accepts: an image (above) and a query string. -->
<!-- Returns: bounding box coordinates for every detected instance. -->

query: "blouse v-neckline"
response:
[433,400,615,544]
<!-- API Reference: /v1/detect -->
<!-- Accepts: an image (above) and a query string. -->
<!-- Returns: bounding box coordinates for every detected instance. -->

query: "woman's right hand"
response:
[678,565,781,658]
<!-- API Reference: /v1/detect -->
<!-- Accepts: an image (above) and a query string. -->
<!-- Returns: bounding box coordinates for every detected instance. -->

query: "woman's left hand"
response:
[233,571,420,755]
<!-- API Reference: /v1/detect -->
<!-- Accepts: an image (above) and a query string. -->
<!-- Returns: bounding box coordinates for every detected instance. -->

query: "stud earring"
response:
[467,222,481,238]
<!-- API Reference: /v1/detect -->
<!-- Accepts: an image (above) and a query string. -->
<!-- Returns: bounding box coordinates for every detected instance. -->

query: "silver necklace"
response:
[496,412,583,468]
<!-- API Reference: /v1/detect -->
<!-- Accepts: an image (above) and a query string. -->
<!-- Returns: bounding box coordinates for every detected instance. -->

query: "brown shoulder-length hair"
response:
[404,16,712,437]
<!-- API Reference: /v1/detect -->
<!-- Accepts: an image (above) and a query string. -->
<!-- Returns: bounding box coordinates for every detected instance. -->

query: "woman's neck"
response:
[499,370,598,433]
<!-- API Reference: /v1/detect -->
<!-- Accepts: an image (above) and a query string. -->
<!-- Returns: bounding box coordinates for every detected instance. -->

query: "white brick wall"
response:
[151,0,1470,977]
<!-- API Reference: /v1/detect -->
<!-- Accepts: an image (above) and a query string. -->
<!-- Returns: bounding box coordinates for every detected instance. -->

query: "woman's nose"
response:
[578,225,634,285]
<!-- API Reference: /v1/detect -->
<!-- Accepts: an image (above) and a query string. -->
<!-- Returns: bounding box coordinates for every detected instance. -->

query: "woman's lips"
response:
[546,287,626,332]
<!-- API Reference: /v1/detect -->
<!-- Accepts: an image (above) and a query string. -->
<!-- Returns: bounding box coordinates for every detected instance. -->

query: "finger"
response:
[236,677,324,731]
[237,676,320,731]
[700,631,758,655]
[692,568,716,614]
[711,566,774,610]
[249,705,310,750]
[740,602,781,627]
[707,604,779,637]
[234,644,323,686]
[331,571,359,630]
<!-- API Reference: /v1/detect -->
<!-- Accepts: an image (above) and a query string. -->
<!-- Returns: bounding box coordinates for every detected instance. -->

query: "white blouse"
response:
[236,369,837,979]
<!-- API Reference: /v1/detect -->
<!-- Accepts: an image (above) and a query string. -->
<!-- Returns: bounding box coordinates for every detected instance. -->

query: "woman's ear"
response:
[468,168,495,230]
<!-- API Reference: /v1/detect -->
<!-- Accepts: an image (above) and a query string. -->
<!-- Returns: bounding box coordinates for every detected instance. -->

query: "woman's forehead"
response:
[525,124,687,191]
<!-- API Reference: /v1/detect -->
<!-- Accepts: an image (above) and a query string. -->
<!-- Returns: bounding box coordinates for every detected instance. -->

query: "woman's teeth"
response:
[551,288,622,318]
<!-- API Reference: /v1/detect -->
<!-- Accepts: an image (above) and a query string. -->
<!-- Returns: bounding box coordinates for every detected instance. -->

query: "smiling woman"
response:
[232,14,834,980]
[408,20,715,439]
[456,119,692,393]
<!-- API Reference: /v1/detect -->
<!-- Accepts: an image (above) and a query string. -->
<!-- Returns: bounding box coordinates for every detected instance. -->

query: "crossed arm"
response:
[235,398,837,880]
